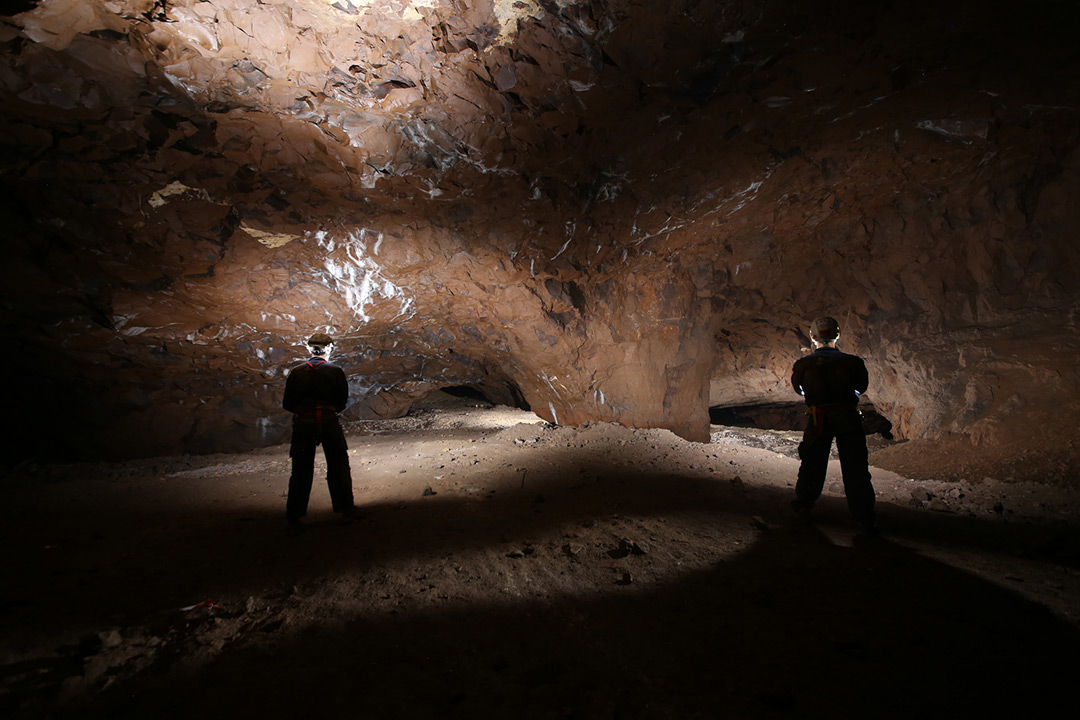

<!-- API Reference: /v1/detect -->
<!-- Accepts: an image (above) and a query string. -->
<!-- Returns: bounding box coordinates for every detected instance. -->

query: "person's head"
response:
[809,316,840,347]
[307,332,334,358]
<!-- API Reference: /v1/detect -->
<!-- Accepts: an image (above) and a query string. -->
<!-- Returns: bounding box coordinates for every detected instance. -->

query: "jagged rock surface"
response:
[2,0,1078,474]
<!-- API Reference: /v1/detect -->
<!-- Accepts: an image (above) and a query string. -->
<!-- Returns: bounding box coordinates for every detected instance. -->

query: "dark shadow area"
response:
[4,443,1077,628]
[0,453,752,639]
[710,402,806,430]
[711,402,894,439]
[45,524,1080,720]
[439,385,496,404]
[3,429,1079,717]
[410,385,532,414]
[452,381,532,412]
[0,1,38,20]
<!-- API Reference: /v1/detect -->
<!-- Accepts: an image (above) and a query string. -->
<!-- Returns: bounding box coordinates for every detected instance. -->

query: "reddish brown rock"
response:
[1,1,1078,478]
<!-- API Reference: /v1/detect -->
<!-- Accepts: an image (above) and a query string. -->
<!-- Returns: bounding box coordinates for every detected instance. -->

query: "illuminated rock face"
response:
[1,0,1078,462]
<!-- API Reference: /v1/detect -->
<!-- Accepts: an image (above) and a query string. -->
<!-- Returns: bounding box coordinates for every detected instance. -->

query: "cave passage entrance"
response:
[411,383,533,414]
[440,385,493,403]
[710,402,894,439]
[709,403,807,431]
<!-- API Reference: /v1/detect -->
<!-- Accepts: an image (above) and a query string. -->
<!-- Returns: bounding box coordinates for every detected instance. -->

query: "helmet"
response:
[307,332,334,347]
[810,317,840,343]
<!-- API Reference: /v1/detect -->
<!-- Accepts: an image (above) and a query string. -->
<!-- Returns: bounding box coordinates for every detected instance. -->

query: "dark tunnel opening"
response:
[710,402,894,439]
[437,382,532,412]
[709,403,807,431]
[439,385,495,404]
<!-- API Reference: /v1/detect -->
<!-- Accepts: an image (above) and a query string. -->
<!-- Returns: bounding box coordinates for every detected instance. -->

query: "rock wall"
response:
[2,0,1078,466]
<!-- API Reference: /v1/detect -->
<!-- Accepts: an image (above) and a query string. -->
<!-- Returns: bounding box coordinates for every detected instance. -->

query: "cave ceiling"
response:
[2,0,1079,462]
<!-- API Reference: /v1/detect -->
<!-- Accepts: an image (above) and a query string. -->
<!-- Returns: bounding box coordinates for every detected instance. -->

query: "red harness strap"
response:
[806,403,855,437]
[295,357,333,434]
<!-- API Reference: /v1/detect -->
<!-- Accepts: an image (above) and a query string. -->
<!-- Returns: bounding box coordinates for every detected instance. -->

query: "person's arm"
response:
[854,357,869,396]
[283,371,297,413]
[332,366,349,412]
[791,360,805,396]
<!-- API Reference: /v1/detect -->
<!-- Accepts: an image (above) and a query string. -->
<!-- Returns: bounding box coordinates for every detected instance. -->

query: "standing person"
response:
[790,317,877,535]
[283,332,357,533]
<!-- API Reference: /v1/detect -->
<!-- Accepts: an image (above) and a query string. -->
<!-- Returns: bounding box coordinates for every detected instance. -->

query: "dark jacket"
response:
[791,346,868,406]
[283,357,349,413]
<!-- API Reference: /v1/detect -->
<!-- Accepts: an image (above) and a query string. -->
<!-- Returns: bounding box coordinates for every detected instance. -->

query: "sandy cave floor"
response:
[3,396,1080,719]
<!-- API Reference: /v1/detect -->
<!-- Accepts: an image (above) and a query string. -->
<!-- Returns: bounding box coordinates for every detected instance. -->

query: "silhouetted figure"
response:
[790,317,877,534]
[283,332,356,533]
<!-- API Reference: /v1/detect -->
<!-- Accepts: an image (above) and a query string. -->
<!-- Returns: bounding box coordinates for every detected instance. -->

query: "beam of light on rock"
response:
[315,229,414,327]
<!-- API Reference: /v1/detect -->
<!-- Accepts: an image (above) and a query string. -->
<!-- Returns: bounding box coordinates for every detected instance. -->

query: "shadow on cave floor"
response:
[31,528,1080,719]
[2,414,1079,718]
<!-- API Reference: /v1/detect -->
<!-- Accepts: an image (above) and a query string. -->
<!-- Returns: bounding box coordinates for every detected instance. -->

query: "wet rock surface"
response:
[1,1,1079,486]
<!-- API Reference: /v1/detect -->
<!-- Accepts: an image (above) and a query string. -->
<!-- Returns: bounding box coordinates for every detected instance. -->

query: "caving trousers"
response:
[286,409,354,521]
[795,404,876,522]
